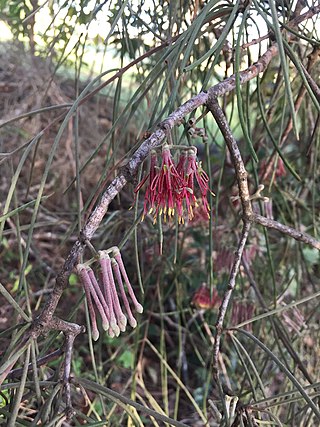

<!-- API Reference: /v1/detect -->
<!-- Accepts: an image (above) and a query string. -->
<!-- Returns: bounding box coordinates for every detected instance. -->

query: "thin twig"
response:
[63,333,76,418]
[206,97,253,422]
[252,213,320,250]
[31,37,282,333]
[206,62,320,415]
[7,349,63,379]
[206,98,253,218]
[48,317,85,418]
[213,223,251,372]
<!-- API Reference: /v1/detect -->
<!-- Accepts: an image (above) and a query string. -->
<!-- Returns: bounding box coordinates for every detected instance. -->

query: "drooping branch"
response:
[33,38,279,330]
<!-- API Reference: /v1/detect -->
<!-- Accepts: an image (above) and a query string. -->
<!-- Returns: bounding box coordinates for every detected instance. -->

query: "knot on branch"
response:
[158,119,173,132]
[79,230,87,245]
[65,406,76,421]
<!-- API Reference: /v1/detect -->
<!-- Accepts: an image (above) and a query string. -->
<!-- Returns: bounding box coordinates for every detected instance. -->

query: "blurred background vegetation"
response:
[0,0,319,425]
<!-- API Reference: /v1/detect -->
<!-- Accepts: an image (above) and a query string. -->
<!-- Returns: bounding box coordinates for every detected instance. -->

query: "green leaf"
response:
[69,273,78,286]
[118,349,134,369]
[302,248,319,266]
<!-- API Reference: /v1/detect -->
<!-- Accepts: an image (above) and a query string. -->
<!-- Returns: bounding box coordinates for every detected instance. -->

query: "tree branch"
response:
[206,98,253,418]
[213,221,251,370]
[252,213,320,250]
[7,349,63,379]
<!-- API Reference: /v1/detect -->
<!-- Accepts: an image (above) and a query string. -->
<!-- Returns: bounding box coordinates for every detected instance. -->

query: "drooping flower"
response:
[259,156,287,183]
[275,157,286,178]
[214,248,234,273]
[77,264,109,341]
[185,148,212,219]
[113,248,143,315]
[134,144,213,224]
[242,245,260,269]
[99,251,126,335]
[175,147,213,222]
[149,144,185,223]
[281,304,306,334]
[192,203,214,225]
[175,149,187,179]
[111,258,138,328]
[175,149,196,223]
[134,150,158,221]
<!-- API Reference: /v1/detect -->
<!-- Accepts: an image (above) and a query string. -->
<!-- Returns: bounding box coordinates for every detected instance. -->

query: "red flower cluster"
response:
[231,300,255,332]
[135,145,213,224]
[77,248,143,340]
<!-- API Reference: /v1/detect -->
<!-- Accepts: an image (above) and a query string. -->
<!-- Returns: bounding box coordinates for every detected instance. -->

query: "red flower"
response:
[134,150,158,221]
[259,156,286,183]
[185,148,212,219]
[231,300,255,331]
[275,157,286,178]
[147,145,185,223]
[192,283,220,310]
[176,150,187,179]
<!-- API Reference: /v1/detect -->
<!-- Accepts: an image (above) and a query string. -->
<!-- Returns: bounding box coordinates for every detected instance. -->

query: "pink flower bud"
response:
[113,249,143,314]
[99,251,118,334]
[112,258,138,329]
[86,267,110,331]
[77,264,99,341]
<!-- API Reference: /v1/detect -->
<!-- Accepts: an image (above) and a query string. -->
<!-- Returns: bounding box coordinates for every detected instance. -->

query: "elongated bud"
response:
[99,251,118,333]
[108,327,115,338]
[103,255,127,333]
[113,249,143,314]
[86,267,110,331]
[77,264,99,341]
[92,327,99,341]
[112,259,137,329]
[87,268,110,319]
